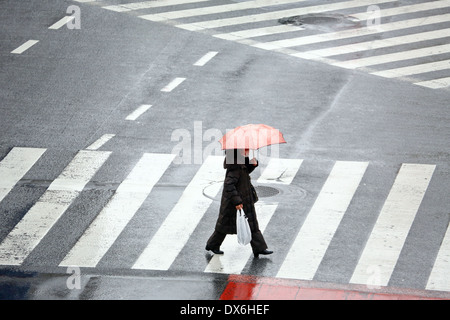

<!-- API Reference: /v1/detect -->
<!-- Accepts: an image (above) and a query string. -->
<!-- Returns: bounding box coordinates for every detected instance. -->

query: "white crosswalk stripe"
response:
[204,202,278,274]
[132,155,224,270]
[173,0,396,31]
[103,0,212,13]
[277,161,368,280]
[415,76,450,89]
[253,13,450,50]
[0,147,46,203]
[0,147,448,293]
[97,0,450,89]
[350,164,436,287]
[257,158,303,185]
[0,150,111,265]
[59,153,175,268]
[139,0,310,22]
[427,224,450,292]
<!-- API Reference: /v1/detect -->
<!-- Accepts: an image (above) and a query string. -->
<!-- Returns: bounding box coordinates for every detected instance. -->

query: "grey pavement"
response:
[1,0,449,300]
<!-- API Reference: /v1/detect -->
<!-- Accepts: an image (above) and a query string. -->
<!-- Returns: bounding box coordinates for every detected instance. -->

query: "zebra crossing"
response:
[0,146,449,293]
[93,0,450,89]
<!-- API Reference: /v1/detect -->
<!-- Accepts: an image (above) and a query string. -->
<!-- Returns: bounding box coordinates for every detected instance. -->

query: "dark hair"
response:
[224,149,248,166]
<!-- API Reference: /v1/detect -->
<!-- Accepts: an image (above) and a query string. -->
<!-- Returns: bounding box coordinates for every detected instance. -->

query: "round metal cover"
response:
[254,185,280,198]
[278,13,361,31]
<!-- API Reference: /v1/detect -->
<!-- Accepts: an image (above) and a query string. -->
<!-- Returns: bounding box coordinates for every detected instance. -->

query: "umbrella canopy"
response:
[219,124,286,150]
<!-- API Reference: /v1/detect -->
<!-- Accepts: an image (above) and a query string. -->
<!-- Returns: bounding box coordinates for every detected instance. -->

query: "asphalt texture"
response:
[1,0,450,302]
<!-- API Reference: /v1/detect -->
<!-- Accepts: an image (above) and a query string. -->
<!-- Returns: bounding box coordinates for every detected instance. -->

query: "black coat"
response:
[214,154,259,234]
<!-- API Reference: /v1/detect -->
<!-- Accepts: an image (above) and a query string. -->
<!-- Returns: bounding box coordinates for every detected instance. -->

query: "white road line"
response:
[253,13,450,51]
[415,76,450,89]
[132,155,224,270]
[293,28,450,59]
[139,0,308,22]
[103,0,211,12]
[11,40,39,54]
[176,0,396,31]
[0,150,111,266]
[350,164,436,287]
[125,104,152,121]
[0,148,46,203]
[48,16,75,30]
[193,51,218,66]
[332,43,450,69]
[215,0,450,41]
[351,0,450,21]
[371,59,450,78]
[161,77,186,92]
[277,161,368,280]
[215,25,304,41]
[257,158,303,185]
[86,134,115,150]
[60,153,175,268]
[426,224,450,292]
[204,202,278,274]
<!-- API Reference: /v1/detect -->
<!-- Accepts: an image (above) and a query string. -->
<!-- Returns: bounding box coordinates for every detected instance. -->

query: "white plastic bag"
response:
[236,209,252,246]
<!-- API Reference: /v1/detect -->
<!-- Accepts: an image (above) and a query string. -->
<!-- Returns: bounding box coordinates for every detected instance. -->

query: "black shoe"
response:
[254,249,273,258]
[205,246,224,254]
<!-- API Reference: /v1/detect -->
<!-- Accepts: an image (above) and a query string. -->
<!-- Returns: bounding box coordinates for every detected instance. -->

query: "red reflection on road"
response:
[220,274,447,300]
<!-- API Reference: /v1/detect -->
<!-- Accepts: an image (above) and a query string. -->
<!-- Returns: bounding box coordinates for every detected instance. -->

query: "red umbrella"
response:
[219,124,286,150]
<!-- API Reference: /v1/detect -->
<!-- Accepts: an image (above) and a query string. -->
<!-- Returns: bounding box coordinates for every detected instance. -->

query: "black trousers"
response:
[206,229,268,254]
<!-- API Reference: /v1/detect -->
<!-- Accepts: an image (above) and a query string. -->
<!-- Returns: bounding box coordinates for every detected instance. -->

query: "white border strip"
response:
[161,77,186,92]
[277,161,368,280]
[60,153,175,268]
[350,163,436,287]
[11,40,39,54]
[126,104,152,121]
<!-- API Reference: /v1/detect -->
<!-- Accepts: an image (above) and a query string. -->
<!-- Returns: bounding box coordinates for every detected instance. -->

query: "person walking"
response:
[206,148,273,258]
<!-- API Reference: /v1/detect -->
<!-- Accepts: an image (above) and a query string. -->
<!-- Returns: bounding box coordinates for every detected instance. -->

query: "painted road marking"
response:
[103,0,211,12]
[193,51,218,66]
[277,161,368,280]
[125,104,152,121]
[254,13,450,51]
[257,158,303,185]
[48,16,75,30]
[427,224,450,292]
[175,0,396,31]
[293,28,450,60]
[0,150,111,266]
[11,40,39,54]
[350,164,436,287]
[215,25,304,41]
[415,76,450,89]
[0,148,46,203]
[352,0,450,21]
[332,44,450,69]
[60,153,174,268]
[139,0,308,22]
[204,202,278,274]
[220,274,448,300]
[371,59,450,79]
[86,134,115,150]
[132,155,224,270]
[161,77,186,92]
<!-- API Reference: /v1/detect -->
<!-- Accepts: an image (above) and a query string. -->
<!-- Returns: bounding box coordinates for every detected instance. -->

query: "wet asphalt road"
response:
[1,0,450,299]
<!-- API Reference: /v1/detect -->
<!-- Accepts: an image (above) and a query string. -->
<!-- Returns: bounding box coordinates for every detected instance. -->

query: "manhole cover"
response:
[254,185,280,198]
[203,183,280,201]
[278,13,361,31]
